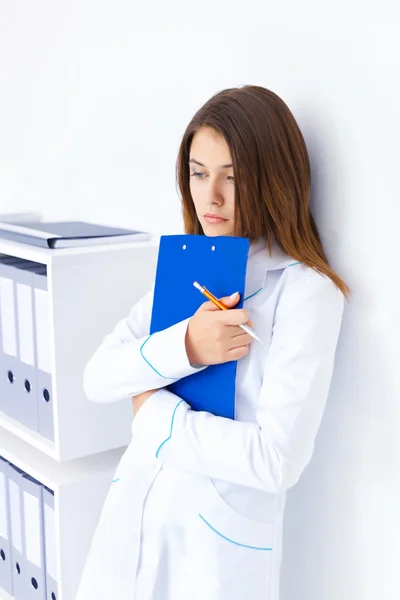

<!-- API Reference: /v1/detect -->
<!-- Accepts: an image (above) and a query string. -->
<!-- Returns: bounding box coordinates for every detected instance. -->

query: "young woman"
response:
[76,85,349,600]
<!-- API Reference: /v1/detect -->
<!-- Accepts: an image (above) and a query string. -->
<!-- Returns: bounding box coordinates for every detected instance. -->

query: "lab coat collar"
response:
[245,237,295,300]
[248,236,295,270]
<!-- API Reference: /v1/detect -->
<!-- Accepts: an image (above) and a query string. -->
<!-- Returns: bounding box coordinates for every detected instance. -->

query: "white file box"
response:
[0,237,158,461]
[0,427,125,600]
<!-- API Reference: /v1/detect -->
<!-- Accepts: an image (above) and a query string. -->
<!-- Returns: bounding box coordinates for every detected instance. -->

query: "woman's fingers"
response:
[229,331,253,347]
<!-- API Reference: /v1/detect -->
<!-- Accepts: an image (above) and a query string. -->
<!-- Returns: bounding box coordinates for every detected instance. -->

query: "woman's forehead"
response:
[190,127,232,168]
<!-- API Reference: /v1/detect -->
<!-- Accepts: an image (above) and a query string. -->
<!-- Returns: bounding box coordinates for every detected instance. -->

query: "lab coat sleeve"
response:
[83,286,206,403]
[131,272,345,493]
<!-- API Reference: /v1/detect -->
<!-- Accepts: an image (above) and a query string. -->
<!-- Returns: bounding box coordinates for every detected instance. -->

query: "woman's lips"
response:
[203,214,228,224]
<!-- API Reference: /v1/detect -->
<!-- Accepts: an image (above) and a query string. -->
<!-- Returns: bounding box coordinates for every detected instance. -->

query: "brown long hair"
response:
[176,85,350,298]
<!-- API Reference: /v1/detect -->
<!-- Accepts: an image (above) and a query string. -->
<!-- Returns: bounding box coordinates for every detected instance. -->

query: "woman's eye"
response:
[190,172,234,182]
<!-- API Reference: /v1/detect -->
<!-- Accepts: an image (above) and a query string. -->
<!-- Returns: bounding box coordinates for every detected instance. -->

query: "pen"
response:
[193,281,263,344]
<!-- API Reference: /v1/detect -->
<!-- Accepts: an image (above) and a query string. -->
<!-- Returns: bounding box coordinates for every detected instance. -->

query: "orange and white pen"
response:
[193,281,263,344]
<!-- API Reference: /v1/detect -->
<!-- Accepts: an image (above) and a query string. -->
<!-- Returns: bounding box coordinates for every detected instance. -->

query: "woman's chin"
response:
[201,222,234,237]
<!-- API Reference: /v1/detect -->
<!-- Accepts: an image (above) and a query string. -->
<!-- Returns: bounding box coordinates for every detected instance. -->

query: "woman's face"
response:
[189,127,235,237]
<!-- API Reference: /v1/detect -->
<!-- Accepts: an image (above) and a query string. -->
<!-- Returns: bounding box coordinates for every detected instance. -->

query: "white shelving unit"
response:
[0,237,159,461]
[0,426,125,600]
[0,233,161,598]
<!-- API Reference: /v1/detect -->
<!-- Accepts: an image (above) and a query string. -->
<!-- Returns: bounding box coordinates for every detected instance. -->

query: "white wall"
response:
[1,4,399,599]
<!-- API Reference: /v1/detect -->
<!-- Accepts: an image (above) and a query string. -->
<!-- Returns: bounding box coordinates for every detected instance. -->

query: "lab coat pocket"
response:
[186,477,275,599]
[198,477,274,552]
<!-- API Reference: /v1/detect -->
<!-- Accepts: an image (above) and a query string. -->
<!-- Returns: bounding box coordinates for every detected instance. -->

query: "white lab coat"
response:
[76,237,344,600]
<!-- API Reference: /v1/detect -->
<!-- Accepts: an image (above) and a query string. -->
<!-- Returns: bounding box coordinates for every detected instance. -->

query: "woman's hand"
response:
[132,389,157,415]
[185,292,254,366]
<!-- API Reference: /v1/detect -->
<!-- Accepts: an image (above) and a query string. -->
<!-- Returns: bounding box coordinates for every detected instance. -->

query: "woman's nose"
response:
[207,181,223,206]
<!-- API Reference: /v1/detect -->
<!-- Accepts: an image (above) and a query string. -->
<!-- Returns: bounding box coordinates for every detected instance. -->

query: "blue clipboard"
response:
[150,234,250,419]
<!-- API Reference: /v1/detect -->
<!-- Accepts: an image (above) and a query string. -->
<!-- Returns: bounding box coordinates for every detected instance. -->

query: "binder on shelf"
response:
[7,463,26,600]
[32,268,54,441]
[42,486,58,600]
[0,220,150,249]
[0,257,49,437]
[0,256,32,421]
[14,262,43,432]
[21,474,46,600]
[0,456,13,596]
[150,234,250,419]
